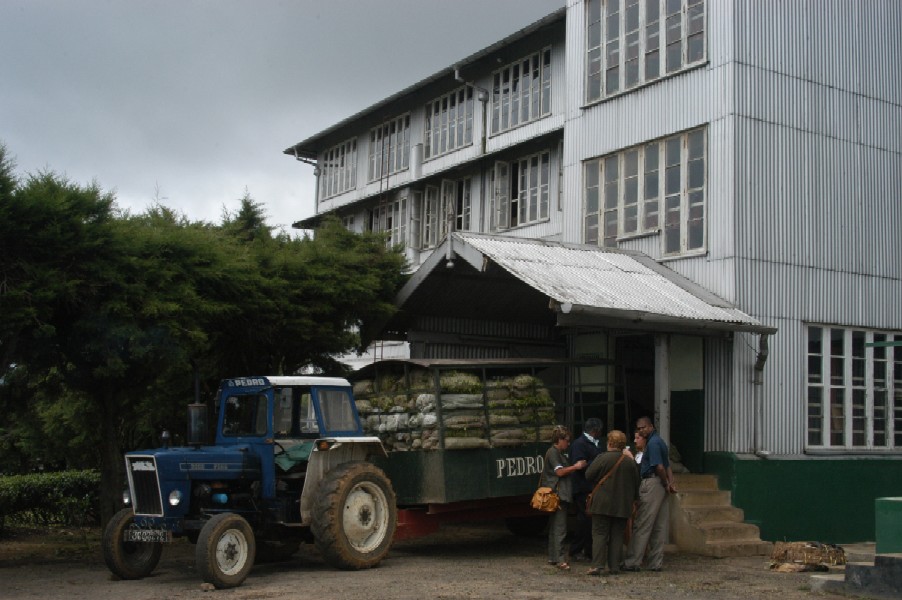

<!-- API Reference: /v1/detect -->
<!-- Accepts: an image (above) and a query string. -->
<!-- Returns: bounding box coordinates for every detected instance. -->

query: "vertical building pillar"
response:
[654,334,671,442]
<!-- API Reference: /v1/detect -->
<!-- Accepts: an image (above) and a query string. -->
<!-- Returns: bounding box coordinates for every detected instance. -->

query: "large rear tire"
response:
[195,513,256,589]
[102,508,163,579]
[311,461,397,570]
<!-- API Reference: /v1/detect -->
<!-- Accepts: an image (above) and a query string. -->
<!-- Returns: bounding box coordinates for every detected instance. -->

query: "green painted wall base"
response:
[876,497,902,553]
[704,452,902,543]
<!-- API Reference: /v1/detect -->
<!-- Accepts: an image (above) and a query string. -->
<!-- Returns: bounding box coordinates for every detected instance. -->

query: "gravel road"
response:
[1,522,852,600]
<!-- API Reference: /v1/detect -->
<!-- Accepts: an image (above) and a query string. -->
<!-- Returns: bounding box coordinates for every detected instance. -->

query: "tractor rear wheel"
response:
[311,461,397,570]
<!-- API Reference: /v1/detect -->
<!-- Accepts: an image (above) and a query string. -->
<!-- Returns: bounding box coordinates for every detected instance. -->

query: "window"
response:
[421,178,471,249]
[341,215,355,231]
[446,179,471,232]
[491,48,552,135]
[319,138,358,199]
[370,197,408,249]
[425,87,474,159]
[587,0,706,102]
[274,388,294,436]
[273,386,319,437]
[584,127,705,254]
[318,389,358,434]
[368,115,410,181]
[222,394,268,437]
[298,391,318,435]
[807,326,902,451]
[493,151,551,230]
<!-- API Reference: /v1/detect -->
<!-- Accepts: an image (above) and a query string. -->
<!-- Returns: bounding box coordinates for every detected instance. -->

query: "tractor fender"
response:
[299,437,388,524]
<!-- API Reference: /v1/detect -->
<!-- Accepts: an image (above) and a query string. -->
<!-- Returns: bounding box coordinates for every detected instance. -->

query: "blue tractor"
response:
[102,376,396,589]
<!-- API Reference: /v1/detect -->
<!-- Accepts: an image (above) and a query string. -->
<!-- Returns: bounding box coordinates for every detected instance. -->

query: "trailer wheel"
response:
[195,513,256,589]
[311,461,397,570]
[102,508,163,579]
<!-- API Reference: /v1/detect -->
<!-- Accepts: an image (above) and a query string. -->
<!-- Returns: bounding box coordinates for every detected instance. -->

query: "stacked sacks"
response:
[353,368,556,451]
[486,374,556,447]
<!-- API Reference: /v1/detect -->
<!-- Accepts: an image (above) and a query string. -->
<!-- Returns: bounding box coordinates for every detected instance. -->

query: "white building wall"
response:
[561,0,901,455]
[729,0,902,454]
[308,0,902,456]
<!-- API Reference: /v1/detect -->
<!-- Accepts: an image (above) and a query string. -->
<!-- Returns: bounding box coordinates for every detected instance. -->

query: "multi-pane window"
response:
[587,0,706,102]
[341,215,355,232]
[424,87,474,159]
[368,115,411,182]
[807,326,902,450]
[491,48,553,135]
[319,139,358,200]
[492,151,551,230]
[584,128,705,254]
[421,178,471,249]
[370,197,408,249]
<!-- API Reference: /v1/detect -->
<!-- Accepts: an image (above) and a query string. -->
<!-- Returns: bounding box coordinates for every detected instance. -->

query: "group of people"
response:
[541,416,677,576]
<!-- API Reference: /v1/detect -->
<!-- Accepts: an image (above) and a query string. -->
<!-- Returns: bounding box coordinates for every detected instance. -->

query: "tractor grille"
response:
[127,456,163,516]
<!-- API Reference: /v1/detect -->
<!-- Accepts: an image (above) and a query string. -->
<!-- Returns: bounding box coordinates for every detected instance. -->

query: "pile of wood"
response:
[353,369,556,451]
[769,541,846,572]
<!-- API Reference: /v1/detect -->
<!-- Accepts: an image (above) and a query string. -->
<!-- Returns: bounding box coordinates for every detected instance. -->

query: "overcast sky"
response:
[1,0,561,233]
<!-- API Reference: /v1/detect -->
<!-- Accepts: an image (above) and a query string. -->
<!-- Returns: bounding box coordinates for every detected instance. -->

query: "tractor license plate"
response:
[124,529,172,543]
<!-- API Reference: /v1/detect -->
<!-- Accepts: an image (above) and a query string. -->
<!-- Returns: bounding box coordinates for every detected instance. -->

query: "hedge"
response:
[0,470,100,529]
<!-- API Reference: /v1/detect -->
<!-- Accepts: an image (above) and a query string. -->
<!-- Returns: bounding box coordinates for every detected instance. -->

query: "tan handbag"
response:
[530,485,560,512]
[530,467,561,512]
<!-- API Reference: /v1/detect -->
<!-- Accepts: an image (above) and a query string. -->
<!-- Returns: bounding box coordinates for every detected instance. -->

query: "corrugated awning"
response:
[381,232,776,337]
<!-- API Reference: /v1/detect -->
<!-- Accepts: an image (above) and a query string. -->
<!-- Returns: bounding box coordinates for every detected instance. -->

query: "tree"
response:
[221,191,272,243]
[0,150,407,521]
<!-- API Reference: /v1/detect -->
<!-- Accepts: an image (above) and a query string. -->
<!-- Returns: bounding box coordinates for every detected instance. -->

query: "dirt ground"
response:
[0,523,855,600]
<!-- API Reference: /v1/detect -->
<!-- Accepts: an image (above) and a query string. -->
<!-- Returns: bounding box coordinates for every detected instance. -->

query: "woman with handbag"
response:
[584,430,640,576]
[541,425,588,571]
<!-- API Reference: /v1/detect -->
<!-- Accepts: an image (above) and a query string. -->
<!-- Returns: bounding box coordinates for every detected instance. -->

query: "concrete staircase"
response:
[669,473,772,557]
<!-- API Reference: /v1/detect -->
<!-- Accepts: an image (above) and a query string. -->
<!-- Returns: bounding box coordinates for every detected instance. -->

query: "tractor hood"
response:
[126,444,262,481]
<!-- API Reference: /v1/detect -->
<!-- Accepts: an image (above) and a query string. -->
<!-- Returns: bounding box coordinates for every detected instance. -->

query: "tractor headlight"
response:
[168,489,183,506]
[122,489,131,506]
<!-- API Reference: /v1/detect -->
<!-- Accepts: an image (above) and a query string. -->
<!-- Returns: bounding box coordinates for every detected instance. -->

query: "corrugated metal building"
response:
[285,0,902,542]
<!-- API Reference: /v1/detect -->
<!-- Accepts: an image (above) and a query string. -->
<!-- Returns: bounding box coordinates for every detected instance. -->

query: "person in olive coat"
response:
[584,429,640,575]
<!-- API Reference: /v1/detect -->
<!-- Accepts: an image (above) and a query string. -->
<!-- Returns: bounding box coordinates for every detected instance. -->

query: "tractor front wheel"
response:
[195,513,256,589]
[102,508,163,579]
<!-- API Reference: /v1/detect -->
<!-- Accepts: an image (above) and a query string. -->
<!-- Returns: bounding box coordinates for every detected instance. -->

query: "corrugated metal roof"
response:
[447,233,775,334]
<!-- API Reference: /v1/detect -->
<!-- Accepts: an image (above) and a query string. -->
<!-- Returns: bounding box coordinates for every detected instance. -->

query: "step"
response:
[809,572,847,595]
[701,539,773,558]
[697,521,763,543]
[844,555,902,599]
[681,505,746,525]
[673,473,719,491]
[676,490,733,507]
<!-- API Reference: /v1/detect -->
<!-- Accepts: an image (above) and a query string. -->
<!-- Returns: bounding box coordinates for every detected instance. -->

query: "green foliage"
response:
[439,371,484,394]
[0,140,408,522]
[0,470,100,528]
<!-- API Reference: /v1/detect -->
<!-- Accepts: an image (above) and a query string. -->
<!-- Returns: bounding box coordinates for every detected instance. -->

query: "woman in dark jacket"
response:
[584,429,640,575]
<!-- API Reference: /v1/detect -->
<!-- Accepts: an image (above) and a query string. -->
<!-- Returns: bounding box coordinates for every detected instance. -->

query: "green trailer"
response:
[349,358,624,538]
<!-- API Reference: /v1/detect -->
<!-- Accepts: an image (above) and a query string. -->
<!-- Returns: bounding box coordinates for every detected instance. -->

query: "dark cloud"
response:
[1,0,561,231]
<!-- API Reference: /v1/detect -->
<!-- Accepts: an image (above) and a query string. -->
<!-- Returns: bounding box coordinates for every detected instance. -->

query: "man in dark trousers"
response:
[568,417,604,561]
